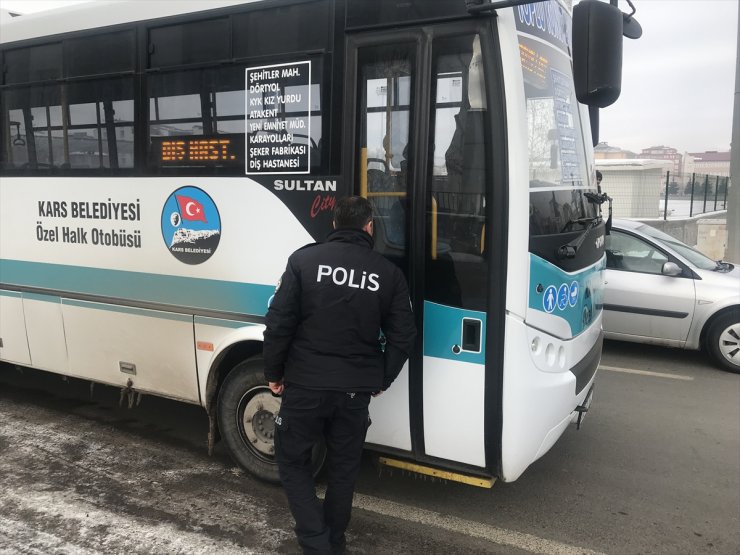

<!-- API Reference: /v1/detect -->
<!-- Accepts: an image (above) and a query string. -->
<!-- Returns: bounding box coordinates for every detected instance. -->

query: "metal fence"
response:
[660,171,730,220]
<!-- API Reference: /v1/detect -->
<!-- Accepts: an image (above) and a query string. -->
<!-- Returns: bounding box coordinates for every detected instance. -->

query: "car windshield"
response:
[636,224,718,270]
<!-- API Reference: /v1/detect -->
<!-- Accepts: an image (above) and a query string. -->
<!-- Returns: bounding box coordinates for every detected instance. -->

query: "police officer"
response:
[264,196,416,554]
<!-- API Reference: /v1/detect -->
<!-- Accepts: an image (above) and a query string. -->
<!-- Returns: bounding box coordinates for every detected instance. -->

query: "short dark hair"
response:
[596,170,603,182]
[333,196,373,229]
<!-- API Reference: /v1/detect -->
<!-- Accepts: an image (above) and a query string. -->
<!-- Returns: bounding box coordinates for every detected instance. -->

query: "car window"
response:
[605,231,669,274]
[636,224,718,270]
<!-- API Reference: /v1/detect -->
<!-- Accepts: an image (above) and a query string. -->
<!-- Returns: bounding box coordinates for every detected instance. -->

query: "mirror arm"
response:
[610,0,637,18]
[623,0,637,21]
[589,105,599,146]
[466,0,548,15]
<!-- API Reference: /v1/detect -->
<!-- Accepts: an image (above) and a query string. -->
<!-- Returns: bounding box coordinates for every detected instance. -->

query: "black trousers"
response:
[275,386,371,555]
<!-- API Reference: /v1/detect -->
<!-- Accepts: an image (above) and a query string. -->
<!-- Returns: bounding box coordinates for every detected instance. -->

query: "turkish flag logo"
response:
[176,195,207,223]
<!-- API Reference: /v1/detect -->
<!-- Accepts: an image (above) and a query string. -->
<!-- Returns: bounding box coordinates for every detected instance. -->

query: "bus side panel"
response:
[500,310,601,481]
[24,293,69,373]
[423,356,486,467]
[366,362,412,451]
[0,178,311,303]
[62,300,200,403]
[500,314,577,481]
[193,316,266,406]
[497,6,532,324]
[422,303,486,468]
[0,290,31,365]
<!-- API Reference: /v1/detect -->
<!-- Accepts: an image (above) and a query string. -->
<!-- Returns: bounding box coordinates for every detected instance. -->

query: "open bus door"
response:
[344,20,507,477]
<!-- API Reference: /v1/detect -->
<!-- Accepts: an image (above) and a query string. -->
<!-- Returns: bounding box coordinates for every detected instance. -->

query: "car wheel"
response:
[217,356,327,482]
[706,309,740,374]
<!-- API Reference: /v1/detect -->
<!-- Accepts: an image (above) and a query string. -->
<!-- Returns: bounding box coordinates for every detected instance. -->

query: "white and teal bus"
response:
[0,0,637,486]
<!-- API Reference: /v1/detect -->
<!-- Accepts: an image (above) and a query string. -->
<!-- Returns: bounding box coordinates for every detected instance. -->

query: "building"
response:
[595,159,671,219]
[639,146,683,176]
[594,142,637,160]
[687,150,731,177]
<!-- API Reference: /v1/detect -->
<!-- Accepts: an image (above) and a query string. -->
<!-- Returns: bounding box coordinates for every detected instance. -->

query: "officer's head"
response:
[333,196,373,236]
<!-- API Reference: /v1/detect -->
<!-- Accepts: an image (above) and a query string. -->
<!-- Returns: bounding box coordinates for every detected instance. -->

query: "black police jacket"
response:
[263,228,416,392]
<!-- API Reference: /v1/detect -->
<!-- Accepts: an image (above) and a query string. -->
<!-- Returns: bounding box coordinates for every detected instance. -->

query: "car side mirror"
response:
[662,262,682,277]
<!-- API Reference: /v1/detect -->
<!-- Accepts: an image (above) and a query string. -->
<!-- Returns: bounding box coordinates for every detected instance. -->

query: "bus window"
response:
[2,78,134,170]
[66,80,134,169]
[3,43,61,84]
[232,1,331,59]
[148,61,324,172]
[356,43,415,274]
[426,34,489,311]
[149,18,230,69]
[66,31,135,77]
[149,68,244,135]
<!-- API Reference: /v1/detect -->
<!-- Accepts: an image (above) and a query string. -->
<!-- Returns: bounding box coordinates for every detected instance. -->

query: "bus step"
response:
[377,457,495,489]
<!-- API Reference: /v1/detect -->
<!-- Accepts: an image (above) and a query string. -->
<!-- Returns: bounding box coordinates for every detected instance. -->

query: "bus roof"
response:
[0,0,257,46]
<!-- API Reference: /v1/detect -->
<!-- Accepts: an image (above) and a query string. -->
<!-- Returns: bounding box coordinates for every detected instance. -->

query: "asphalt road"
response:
[0,340,738,555]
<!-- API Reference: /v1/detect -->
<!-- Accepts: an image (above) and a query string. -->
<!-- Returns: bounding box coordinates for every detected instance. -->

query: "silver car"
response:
[603,219,740,373]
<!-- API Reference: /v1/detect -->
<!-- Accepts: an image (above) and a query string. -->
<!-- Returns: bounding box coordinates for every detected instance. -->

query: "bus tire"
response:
[706,309,740,374]
[217,356,326,483]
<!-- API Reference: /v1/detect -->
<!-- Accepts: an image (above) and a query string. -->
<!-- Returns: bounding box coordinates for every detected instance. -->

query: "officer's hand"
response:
[269,380,284,395]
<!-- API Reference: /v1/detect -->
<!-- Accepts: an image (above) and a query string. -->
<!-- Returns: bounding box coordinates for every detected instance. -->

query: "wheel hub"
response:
[718,322,740,366]
[241,390,281,457]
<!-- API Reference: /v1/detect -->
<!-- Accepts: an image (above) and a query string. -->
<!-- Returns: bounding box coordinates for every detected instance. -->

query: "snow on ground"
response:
[0,396,290,554]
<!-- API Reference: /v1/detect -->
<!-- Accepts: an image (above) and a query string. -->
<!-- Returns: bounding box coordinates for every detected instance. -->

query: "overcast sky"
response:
[1,0,737,155]
[600,0,737,155]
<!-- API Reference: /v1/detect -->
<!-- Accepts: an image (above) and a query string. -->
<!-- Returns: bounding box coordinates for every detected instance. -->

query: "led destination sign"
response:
[151,134,244,167]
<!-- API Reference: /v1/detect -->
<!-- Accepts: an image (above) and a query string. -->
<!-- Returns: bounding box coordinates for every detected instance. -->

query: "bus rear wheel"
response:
[217,356,326,483]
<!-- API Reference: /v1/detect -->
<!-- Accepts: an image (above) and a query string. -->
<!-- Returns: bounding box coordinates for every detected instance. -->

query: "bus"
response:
[0,0,637,486]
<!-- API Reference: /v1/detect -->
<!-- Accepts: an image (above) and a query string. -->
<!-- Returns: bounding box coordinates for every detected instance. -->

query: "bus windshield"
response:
[516,3,597,237]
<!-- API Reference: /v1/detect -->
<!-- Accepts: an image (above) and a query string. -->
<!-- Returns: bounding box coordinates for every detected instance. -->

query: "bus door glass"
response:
[354,41,415,452]
[356,44,414,274]
[351,29,492,468]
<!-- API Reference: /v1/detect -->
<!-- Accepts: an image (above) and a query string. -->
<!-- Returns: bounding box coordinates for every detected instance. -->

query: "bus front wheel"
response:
[217,356,326,483]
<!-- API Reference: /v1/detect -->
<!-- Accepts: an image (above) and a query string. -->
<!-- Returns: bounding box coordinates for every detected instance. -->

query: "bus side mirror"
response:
[572,0,626,108]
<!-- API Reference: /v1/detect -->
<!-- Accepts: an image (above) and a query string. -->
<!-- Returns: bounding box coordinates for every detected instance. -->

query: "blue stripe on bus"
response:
[423,301,486,365]
[0,290,24,299]
[22,292,61,303]
[63,298,193,323]
[0,259,275,317]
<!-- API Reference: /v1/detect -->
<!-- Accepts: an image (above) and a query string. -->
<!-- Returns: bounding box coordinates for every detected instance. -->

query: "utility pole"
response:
[728,1,740,262]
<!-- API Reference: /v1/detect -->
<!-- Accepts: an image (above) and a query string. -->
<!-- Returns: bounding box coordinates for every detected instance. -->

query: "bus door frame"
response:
[341,17,508,478]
